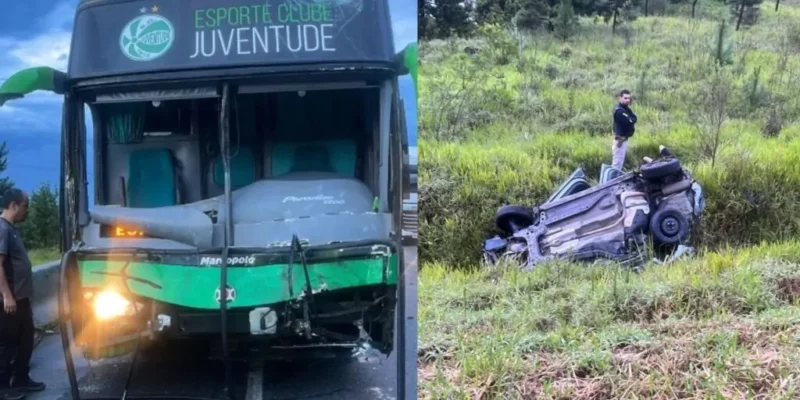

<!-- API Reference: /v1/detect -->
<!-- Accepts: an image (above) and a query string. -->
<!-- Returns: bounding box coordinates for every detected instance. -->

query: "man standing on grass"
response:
[612,89,637,171]
[0,189,45,400]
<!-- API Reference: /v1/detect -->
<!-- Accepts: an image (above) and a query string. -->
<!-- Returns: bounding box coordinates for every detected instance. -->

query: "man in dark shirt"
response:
[611,89,637,171]
[0,189,45,399]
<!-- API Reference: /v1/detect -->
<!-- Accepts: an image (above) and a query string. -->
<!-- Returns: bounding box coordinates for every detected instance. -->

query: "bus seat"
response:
[127,148,178,208]
[213,146,256,189]
[271,139,357,177]
[290,145,334,173]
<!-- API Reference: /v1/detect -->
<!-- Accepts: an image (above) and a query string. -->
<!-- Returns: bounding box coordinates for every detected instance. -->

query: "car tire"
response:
[640,158,681,180]
[495,205,534,234]
[649,208,689,245]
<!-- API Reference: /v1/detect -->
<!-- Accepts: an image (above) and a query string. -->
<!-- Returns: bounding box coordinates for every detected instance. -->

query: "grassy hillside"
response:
[419,241,800,398]
[418,4,800,266]
[418,1,800,398]
[29,247,59,266]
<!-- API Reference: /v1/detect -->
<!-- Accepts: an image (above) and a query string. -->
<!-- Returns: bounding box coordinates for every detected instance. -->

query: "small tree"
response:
[419,0,438,40]
[475,0,522,25]
[514,0,553,31]
[712,19,734,67]
[745,66,766,113]
[701,67,732,168]
[17,183,60,250]
[554,0,579,40]
[762,102,783,137]
[431,0,476,38]
[730,0,763,30]
[0,142,13,196]
[596,0,639,34]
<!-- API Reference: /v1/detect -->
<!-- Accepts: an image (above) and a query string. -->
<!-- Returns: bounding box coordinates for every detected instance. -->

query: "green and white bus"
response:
[0,0,417,398]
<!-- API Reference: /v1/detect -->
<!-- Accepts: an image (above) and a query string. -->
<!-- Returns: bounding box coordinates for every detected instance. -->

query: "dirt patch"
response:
[417,362,459,382]
[610,293,679,324]
[515,353,569,398]
[776,276,800,303]
[421,324,800,399]
[549,378,612,400]
[446,291,498,311]
[516,357,612,400]
[418,341,456,364]
[610,344,654,366]
[417,362,462,400]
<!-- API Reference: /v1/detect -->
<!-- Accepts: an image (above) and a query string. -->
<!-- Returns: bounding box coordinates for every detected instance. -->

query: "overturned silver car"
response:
[482,146,705,269]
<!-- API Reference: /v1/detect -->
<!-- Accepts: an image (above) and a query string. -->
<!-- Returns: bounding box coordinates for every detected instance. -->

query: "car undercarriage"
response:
[482,146,706,270]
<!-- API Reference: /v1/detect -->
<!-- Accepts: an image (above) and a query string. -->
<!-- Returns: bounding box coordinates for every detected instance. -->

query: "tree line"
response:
[419,0,770,40]
[0,141,60,251]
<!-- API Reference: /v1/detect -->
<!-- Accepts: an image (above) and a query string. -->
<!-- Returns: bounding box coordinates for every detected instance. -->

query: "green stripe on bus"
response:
[78,254,398,310]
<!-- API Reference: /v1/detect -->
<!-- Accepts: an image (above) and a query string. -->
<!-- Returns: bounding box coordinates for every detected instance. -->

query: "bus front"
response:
[0,0,414,377]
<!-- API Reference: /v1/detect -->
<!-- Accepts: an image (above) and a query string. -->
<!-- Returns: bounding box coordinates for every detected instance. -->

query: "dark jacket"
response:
[613,103,637,138]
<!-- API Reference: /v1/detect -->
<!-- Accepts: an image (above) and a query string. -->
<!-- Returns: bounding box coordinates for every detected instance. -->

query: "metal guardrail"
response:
[402,196,418,245]
[31,260,61,329]
[403,164,419,245]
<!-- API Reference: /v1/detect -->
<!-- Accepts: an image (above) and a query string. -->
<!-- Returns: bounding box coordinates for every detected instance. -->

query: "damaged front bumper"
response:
[69,241,400,360]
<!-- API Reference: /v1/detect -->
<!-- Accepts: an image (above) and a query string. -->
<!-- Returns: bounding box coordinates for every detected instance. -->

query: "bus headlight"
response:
[93,290,132,320]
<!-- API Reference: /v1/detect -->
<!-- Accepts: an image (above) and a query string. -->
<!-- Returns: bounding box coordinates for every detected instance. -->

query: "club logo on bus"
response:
[214,284,236,304]
[120,8,175,62]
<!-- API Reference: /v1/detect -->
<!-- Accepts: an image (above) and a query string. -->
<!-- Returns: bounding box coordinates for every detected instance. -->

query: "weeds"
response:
[419,6,800,266]
[419,2,800,398]
[419,241,800,399]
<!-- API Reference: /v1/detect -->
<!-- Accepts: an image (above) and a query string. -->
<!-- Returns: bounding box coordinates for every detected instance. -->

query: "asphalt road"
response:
[29,246,418,400]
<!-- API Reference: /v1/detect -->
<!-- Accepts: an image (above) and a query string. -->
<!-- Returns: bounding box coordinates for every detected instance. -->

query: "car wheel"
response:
[495,205,535,234]
[640,158,681,180]
[649,208,689,245]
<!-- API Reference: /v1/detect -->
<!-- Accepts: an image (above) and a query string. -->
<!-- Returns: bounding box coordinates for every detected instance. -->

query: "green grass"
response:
[418,1,800,398]
[418,5,800,266]
[419,241,800,399]
[29,247,59,267]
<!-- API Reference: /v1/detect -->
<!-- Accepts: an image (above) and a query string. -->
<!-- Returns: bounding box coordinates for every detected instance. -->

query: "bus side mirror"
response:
[394,42,417,96]
[393,51,409,76]
[0,67,68,106]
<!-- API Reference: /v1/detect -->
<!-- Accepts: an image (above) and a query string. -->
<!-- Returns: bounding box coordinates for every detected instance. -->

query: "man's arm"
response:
[0,255,12,299]
[0,228,13,299]
[0,229,17,314]
[614,108,634,132]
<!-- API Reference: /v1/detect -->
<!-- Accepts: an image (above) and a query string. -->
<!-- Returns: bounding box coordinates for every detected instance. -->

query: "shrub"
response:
[420,129,800,266]
[418,11,800,267]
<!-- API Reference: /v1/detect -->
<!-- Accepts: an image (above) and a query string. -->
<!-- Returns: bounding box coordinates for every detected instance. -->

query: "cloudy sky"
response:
[0,0,417,193]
